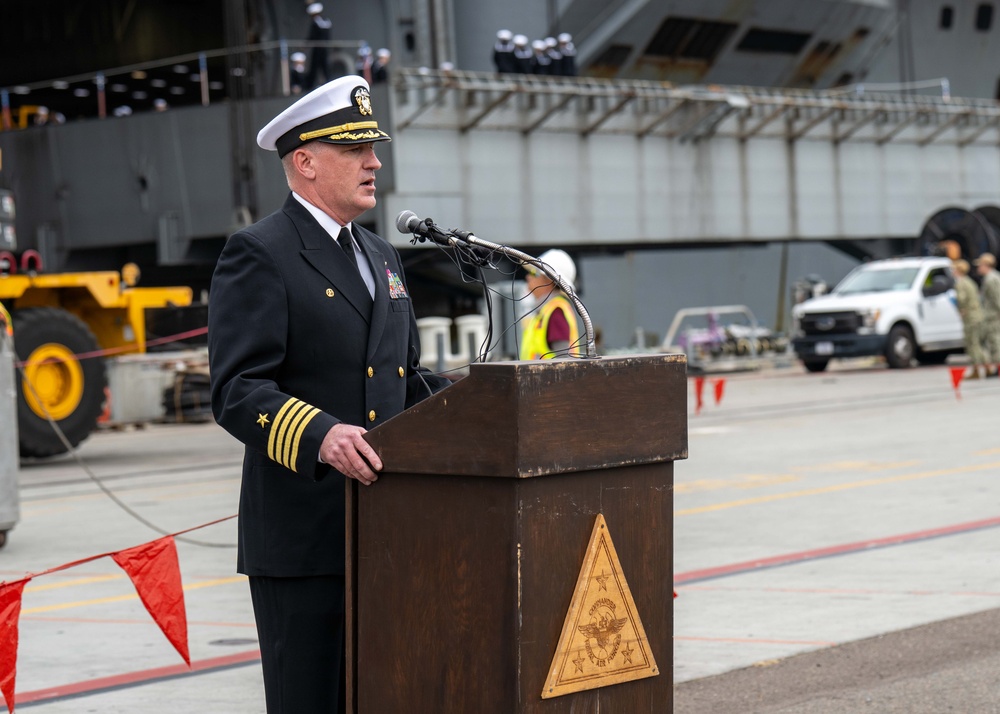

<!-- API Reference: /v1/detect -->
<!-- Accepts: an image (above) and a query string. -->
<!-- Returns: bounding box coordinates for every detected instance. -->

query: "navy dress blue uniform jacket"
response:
[209,194,451,577]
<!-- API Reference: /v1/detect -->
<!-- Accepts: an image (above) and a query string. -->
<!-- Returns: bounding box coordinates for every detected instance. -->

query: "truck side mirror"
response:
[922,274,952,297]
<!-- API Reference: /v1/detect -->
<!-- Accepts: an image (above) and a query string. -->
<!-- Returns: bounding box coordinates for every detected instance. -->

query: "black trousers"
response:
[249,574,346,714]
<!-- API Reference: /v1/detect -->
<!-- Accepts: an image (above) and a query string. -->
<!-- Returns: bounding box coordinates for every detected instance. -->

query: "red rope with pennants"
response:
[0,582,27,714]
[112,537,191,666]
[0,515,234,712]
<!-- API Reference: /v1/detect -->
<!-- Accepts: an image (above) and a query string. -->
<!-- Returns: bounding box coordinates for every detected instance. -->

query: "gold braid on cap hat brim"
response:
[299,121,388,142]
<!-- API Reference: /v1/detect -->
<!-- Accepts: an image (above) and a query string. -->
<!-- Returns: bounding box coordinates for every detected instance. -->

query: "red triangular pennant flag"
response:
[712,377,726,406]
[0,580,29,714]
[949,367,965,399]
[693,376,705,415]
[112,537,190,665]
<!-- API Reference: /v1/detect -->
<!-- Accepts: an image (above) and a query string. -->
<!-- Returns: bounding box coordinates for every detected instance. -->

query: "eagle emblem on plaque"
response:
[542,514,658,699]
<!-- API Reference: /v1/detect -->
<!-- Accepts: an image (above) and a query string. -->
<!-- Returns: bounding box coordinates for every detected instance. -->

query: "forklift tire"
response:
[12,307,108,458]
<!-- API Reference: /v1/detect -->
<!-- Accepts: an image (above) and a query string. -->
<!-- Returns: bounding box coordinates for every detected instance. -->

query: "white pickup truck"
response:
[790,256,965,372]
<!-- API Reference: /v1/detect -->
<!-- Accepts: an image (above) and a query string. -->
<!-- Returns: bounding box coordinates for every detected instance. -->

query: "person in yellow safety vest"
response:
[520,248,580,359]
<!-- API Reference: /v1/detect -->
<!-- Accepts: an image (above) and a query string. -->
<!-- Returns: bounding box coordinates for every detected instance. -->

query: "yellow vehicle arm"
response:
[0,271,193,353]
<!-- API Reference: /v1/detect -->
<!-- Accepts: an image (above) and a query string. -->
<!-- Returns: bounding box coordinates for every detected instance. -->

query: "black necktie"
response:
[337,226,359,272]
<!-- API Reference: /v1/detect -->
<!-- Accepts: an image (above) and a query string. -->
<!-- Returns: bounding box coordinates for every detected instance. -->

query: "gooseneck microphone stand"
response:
[396,211,599,359]
[459,233,599,360]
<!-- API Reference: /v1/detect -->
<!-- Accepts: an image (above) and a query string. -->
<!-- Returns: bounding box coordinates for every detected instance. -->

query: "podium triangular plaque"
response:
[541,513,659,699]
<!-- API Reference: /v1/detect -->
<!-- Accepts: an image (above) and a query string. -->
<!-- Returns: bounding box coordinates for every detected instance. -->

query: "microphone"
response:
[396,211,598,358]
[396,211,496,267]
[395,210,424,235]
[395,210,456,248]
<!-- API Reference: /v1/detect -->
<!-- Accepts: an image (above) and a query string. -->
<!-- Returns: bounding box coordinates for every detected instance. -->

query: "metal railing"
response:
[0,40,365,128]
[391,68,1000,146]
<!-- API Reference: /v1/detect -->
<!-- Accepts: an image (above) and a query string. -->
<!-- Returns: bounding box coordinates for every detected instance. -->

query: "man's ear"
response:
[291,147,317,179]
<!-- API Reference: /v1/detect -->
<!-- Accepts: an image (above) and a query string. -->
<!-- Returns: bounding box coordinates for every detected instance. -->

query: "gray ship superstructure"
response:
[2,0,999,350]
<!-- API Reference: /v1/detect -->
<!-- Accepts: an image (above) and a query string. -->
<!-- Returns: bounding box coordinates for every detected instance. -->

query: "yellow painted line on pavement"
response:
[184,575,248,591]
[793,459,920,473]
[676,473,799,494]
[24,593,144,614]
[676,461,1000,516]
[25,574,124,592]
[22,576,247,615]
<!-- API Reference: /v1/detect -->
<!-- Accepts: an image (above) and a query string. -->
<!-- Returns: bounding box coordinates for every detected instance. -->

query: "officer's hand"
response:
[319,423,383,485]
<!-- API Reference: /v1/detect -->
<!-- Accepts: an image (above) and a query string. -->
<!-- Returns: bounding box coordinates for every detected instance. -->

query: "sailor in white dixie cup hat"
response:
[257,74,391,157]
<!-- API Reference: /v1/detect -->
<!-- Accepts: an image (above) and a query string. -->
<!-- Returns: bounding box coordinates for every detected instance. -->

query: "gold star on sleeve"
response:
[257,413,270,428]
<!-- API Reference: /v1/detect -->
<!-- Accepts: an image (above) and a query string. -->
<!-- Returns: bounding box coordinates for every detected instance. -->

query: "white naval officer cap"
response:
[257,75,391,158]
[306,3,323,14]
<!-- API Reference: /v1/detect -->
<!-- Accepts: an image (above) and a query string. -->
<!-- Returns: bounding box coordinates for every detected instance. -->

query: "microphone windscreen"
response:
[396,210,419,234]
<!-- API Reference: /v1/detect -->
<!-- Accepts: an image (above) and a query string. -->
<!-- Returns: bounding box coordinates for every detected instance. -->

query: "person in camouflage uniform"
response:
[975,252,1000,376]
[954,259,987,379]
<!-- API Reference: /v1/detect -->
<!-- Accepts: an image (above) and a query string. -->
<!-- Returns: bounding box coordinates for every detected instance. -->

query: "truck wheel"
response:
[885,324,916,369]
[12,307,108,458]
[803,359,829,372]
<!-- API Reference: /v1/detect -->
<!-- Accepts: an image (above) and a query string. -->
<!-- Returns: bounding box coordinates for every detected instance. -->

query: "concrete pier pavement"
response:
[2,357,998,712]
[674,358,1000,712]
[5,423,264,713]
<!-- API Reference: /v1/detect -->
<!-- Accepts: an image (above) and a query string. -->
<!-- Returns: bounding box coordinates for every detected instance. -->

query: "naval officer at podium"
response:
[209,75,451,713]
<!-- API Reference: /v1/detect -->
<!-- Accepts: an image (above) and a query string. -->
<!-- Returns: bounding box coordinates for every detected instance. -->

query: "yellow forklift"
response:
[1,187,193,458]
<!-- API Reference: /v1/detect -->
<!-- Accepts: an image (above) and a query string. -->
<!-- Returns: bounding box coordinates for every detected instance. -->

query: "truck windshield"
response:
[834,267,920,295]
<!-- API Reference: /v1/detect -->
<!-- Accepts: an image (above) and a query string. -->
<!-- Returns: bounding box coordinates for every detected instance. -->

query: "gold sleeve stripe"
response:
[282,405,320,472]
[266,398,321,471]
[299,121,380,142]
[267,398,299,464]
[273,400,308,468]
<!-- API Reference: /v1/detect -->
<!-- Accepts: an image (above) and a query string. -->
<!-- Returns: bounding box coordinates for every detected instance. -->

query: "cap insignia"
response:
[353,87,373,116]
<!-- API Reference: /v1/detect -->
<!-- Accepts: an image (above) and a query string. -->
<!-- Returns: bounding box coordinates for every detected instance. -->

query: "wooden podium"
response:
[348,354,687,713]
